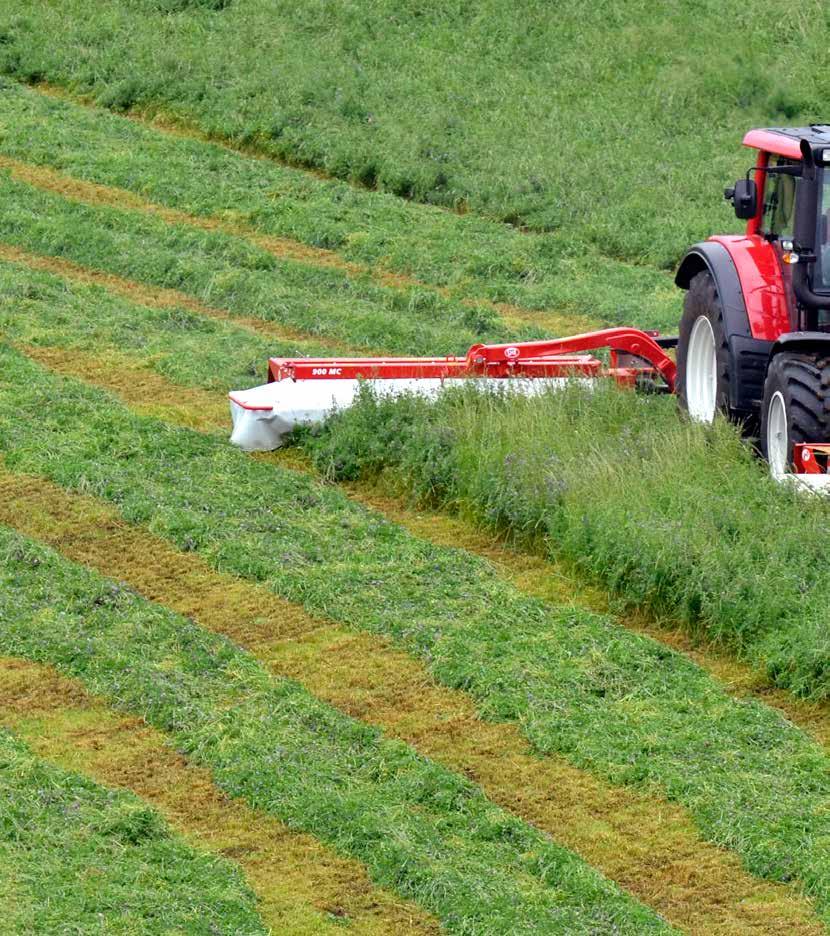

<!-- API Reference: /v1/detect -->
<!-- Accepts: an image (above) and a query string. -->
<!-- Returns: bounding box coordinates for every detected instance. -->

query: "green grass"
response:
[298,381,830,700]
[0,80,677,330]
[2,343,830,918]
[0,256,286,394]
[6,253,830,709]
[0,523,671,935]
[5,253,830,704]
[0,168,524,355]
[0,730,266,934]
[0,0,810,267]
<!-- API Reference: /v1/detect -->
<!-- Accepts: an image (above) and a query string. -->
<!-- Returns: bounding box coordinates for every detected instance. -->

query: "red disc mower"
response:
[230,125,830,489]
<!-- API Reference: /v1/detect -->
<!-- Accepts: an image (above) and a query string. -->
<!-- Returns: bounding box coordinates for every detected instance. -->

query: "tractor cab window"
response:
[762,158,798,239]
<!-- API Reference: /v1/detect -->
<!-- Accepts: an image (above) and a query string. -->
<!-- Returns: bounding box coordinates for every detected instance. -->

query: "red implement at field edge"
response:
[229,327,676,452]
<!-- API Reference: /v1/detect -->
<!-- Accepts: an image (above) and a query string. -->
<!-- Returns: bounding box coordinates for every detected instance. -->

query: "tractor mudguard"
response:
[675,242,751,339]
[676,241,773,414]
[770,331,830,357]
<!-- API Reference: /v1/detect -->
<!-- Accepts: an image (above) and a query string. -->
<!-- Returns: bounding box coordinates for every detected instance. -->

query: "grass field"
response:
[1,4,830,932]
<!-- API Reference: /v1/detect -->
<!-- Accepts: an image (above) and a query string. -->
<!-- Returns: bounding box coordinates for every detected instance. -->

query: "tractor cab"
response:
[674,126,830,485]
[734,127,830,331]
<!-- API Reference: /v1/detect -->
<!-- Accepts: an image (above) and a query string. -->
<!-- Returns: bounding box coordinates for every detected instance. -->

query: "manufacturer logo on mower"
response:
[504,346,520,359]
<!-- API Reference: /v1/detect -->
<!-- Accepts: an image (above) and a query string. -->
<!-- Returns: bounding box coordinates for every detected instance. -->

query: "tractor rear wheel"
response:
[676,270,732,423]
[761,352,830,478]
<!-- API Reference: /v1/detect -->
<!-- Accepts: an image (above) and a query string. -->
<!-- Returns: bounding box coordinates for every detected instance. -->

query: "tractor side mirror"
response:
[725,178,757,219]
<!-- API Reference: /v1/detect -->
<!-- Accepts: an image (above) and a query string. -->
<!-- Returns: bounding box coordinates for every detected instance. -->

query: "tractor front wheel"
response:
[677,271,732,423]
[761,352,830,478]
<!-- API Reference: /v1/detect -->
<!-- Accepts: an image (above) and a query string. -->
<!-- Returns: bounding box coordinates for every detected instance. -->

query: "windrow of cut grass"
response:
[297,382,830,701]
[5,245,825,741]
[3,344,830,923]
[0,252,287,398]
[0,521,673,936]
[0,164,519,356]
[0,723,266,935]
[0,242,359,355]
[0,657,435,936]
[0,81,675,330]
[0,3,812,267]
[1,467,817,935]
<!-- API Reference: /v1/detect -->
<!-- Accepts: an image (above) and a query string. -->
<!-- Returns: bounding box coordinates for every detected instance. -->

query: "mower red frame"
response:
[268,326,677,391]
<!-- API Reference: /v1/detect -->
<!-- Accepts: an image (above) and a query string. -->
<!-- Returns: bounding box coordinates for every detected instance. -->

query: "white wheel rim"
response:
[686,316,718,423]
[767,390,789,480]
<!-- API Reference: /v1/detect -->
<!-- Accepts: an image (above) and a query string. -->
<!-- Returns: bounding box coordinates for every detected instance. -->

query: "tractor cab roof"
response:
[744,126,830,161]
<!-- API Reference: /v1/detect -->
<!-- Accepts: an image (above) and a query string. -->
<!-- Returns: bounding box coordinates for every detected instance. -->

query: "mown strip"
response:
[0,161,523,355]
[0,522,672,935]
[350,487,830,749]
[0,243,360,355]
[0,657,435,936]
[6,255,830,748]
[0,81,673,330]
[0,468,814,934]
[1,346,829,926]
[0,722,266,935]
[0,150,588,339]
[0,249,299,397]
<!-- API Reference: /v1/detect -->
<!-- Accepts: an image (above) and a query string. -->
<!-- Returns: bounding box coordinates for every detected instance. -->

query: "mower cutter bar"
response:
[230,327,677,451]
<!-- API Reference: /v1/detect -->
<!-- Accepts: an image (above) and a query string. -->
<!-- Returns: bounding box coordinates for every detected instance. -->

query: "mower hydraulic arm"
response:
[464,327,677,390]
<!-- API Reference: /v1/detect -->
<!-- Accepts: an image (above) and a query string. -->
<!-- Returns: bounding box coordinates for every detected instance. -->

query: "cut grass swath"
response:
[0,81,672,330]
[0,468,815,934]
[0,724,266,935]
[0,521,673,935]
[0,243,357,355]
[0,656,436,936]
[0,165,521,356]
[0,253,282,397]
[1,345,830,925]
[6,253,830,735]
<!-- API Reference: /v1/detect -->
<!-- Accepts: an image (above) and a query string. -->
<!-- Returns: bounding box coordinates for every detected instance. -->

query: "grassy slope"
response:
[0,0,819,268]
[1,342,830,918]
[0,78,676,330]
[0,521,670,935]
[0,730,266,934]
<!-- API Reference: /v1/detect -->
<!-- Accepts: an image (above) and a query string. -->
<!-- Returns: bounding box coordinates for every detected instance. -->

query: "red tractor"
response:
[675,126,830,480]
[229,126,830,487]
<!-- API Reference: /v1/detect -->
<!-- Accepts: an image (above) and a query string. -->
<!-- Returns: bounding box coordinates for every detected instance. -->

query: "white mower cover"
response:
[229,377,580,451]
[782,473,830,495]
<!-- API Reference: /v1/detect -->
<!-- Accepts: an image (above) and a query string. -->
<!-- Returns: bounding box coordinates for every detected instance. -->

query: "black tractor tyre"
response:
[676,270,734,423]
[760,351,830,475]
